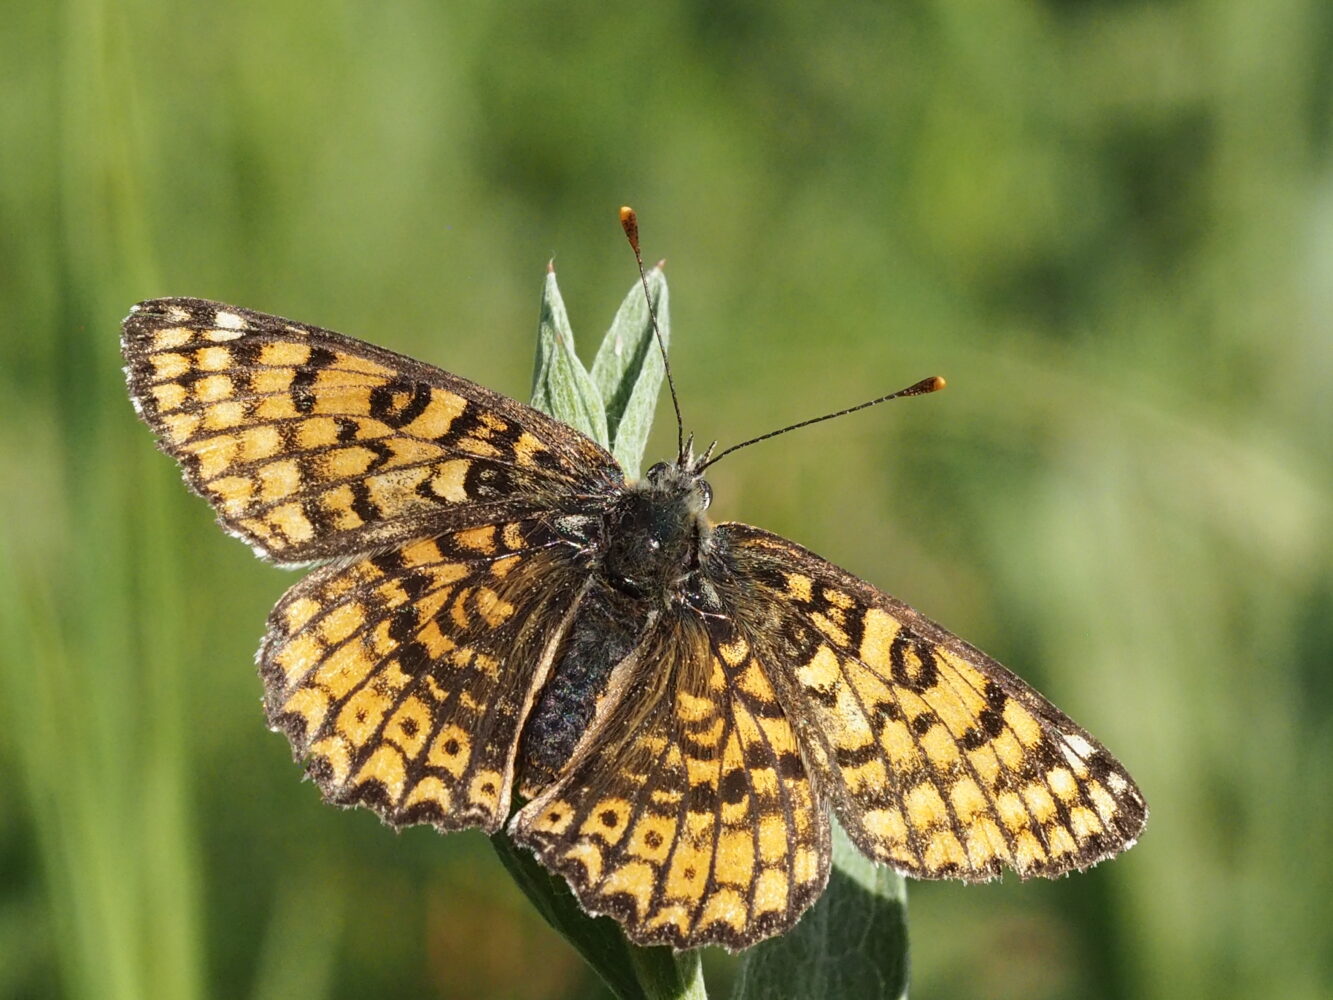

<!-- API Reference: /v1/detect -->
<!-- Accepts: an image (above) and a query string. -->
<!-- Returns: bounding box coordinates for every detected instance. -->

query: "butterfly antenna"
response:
[620,206,685,461]
[699,375,946,471]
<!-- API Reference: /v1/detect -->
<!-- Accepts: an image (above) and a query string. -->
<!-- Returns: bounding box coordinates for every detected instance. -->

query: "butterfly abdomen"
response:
[518,583,646,793]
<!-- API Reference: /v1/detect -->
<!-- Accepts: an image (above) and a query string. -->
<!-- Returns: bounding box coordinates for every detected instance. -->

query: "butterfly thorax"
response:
[601,460,713,605]
[517,461,714,793]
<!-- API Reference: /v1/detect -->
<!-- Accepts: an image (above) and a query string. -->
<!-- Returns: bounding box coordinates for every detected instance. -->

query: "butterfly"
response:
[122,294,1147,951]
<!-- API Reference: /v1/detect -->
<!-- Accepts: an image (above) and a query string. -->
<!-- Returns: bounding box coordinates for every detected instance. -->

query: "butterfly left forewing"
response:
[511,615,829,950]
[122,297,619,563]
[715,523,1147,882]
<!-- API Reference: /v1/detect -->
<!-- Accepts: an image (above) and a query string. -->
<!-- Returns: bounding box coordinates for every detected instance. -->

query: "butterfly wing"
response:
[122,298,619,563]
[714,523,1148,881]
[511,614,829,950]
[261,515,592,832]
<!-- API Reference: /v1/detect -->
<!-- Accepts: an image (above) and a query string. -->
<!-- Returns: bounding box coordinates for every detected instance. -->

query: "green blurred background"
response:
[2,2,1331,998]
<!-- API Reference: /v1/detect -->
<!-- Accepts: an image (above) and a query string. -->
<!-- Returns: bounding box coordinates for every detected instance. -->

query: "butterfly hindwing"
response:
[122,298,618,563]
[512,615,830,950]
[715,523,1148,881]
[260,515,587,832]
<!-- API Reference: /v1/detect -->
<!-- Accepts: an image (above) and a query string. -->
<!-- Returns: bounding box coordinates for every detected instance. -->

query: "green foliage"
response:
[2,3,1332,999]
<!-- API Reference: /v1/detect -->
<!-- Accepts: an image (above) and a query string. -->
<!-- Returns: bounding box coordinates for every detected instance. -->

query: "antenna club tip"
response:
[619,206,641,252]
[929,375,946,391]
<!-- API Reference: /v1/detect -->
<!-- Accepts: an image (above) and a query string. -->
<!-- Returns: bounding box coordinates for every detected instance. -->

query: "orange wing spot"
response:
[260,342,311,367]
[919,724,962,768]
[753,868,789,915]
[150,352,189,380]
[253,395,300,422]
[161,411,201,444]
[274,632,324,684]
[267,502,315,545]
[257,459,300,501]
[151,326,192,350]
[279,685,331,737]
[863,807,909,845]
[403,776,452,813]
[283,596,323,632]
[995,791,1030,833]
[699,887,746,932]
[599,864,655,922]
[455,525,497,553]
[195,373,235,402]
[858,607,898,669]
[202,400,247,431]
[1020,782,1058,823]
[312,640,377,699]
[796,644,841,695]
[1044,825,1077,857]
[402,390,467,439]
[1003,701,1044,748]
[627,814,677,863]
[307,735,352,785]
[948,777,988,823]
[427,725,471,778]
[249,368,295,394]
[1069,806,1104,841]
[336,687,394,748]
[196,346,233,371]
[923,830,967,870]
[354,745,408,803]
[385,696,432,759]
[904,781,949,830]
[428,459,471,502]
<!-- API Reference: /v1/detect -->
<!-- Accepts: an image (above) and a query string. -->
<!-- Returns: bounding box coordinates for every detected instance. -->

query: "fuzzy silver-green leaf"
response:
[530,269,609,446]
[590,267,669,479]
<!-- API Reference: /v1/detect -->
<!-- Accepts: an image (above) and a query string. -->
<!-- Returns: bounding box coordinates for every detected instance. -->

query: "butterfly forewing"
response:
[715,523,1148,881]
[122,298,618,563]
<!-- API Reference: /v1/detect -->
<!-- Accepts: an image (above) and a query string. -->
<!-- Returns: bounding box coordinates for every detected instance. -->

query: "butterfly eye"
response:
[695,479,713,510]
[645,461,672,483]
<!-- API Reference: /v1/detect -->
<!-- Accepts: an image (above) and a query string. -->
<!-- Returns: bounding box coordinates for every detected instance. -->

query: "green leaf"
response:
[590,267,670,479]
[731,820,909,1000]
[530,268,609,447]
[504,267,705,999]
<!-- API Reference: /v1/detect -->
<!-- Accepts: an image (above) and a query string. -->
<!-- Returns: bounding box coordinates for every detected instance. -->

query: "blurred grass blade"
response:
[531,268,609,448]
[505,274,706,998]
[732,820,908,1000]
[590,267,669,479]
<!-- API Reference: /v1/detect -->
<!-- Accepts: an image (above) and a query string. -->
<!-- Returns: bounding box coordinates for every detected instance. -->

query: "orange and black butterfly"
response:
[122,292,1146,950]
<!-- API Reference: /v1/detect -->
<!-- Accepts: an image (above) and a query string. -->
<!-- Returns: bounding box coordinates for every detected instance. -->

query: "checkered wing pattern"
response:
[717,523,1148,881]
[122,298,617,563]
[261,516,587,832]
[512,615,830,950]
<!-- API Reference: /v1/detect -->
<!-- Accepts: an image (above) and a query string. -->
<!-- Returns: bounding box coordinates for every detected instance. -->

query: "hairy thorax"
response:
[518,462,715,793]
